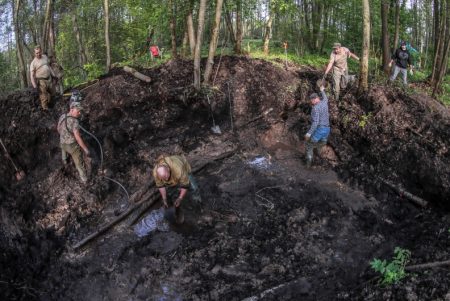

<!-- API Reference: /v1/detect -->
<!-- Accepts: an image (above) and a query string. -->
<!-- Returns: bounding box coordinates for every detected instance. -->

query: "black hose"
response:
[59,115,129,202]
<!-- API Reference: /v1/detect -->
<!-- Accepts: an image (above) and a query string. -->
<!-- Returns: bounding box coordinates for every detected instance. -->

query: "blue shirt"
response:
[307,91,330,136]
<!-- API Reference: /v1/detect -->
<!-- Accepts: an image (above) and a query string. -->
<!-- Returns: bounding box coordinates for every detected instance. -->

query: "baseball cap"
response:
[70,102,83,111]
[401,41,406,46]
[332,42,341,49]
[309,93,319,100]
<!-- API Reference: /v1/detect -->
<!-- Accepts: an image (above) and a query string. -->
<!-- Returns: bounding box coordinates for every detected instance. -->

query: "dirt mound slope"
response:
[0,56,449,300]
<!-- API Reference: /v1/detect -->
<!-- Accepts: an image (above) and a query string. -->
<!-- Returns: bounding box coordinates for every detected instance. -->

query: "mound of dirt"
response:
[0,56,449,300]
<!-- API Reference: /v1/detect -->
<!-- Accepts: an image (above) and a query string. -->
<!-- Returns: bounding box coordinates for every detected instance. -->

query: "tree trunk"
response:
[358,0,370,94]
[182,29,189,57]
[42,0,52,55]
[432,0,450,97]
[311,1,323,51]
[13,0,27,88]
[204,0,224,84]
[224,8,236,45]
[263,2,273,56]
[381,0,390,74]
[194,0,207,89]
[169,0,178,59]
[393,0,400,49]
[234,0,243,54]
[72,12,88,69]
[430,1,446,85]
[434,0,440,51]
[186,0,196,56]
[104,0,111,71]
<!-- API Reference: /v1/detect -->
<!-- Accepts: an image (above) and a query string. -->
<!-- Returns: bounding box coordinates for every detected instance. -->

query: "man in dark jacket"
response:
[389,41,413,85]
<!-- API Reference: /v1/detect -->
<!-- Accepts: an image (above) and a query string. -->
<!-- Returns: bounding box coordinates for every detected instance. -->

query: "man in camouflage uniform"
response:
[324,42,360,101]
[30,45,55,110]
[57,102,90,183]
[153,155,201,223]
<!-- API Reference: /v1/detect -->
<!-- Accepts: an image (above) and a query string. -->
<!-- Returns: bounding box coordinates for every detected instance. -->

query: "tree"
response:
[186,0,196,56]
[392,0,400,50]
[234,0,243,54]
[42,0,55,57]
[204,0,224,84]
[169,0,178,59]
[263,0,273,56]
[358,0,370,94]
[431,0,450,97]
[194,0,207,89]
[13,0,27,88]
[381,0,390,74]
[104,0,111,71]
[72,6,88,79]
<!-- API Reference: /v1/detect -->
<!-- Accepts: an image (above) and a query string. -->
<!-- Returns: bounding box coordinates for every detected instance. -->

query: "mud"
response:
[0,56,449,300]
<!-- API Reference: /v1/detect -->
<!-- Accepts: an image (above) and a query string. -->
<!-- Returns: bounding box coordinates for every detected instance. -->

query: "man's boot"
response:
[305,141,314,168]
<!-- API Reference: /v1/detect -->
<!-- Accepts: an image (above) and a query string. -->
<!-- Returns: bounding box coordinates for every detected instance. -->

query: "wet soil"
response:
[0,56,449,300]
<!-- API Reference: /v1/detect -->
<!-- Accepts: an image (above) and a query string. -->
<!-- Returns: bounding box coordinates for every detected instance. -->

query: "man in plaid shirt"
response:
[304,85,330,167]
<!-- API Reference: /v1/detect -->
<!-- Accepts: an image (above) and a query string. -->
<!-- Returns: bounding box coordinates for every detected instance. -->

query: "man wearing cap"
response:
[304,85,330,168]
[30,45,55,110]
[57,102,90,183]
[389,41,413,85]
[324,42,360,101]
[153,155,201,222]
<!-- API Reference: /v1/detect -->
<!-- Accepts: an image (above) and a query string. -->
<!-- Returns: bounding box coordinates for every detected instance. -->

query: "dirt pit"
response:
[0,56,449,300]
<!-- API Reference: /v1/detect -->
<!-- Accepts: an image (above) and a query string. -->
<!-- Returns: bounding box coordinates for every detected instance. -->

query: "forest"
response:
[0,0,449,101]
[0,0,449,301]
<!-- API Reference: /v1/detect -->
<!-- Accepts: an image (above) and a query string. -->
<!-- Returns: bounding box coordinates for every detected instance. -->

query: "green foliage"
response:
[358,112,372,128]
[370,247,411,285]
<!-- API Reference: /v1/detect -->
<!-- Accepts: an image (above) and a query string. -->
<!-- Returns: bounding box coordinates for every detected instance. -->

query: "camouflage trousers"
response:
[61,142,87,183]
[332,68,348,101]
[37,78,53,110]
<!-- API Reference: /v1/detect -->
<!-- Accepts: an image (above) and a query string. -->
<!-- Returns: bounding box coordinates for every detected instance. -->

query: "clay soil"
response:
[0,56,449,301]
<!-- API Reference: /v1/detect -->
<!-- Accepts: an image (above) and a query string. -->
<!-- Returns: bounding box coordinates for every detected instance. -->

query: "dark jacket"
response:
[392,48,412,69]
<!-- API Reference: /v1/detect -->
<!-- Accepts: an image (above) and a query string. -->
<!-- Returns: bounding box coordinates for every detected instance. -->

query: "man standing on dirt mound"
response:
[324,42,360,101]
[389,41,413,85]
[30,45,55,111]
[304,85,330,168]
[153,155,201,224]
[57,102,90,183]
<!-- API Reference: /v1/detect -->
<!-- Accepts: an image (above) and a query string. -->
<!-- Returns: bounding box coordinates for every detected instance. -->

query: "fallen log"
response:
[378,177,428,207]
[72,150,237,250]
[123,66,151,83]
[128,191,159,226]
[72,199,146,250]
[406,260,450,271]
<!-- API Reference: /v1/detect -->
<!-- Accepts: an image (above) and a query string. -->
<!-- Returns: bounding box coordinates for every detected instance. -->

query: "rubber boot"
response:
[305,141,314,168]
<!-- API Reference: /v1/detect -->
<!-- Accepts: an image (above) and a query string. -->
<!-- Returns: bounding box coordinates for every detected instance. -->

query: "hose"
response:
[60,115,130,202]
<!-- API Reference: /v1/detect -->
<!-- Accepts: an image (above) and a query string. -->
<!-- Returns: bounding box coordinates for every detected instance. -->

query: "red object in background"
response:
[150,46,160,57]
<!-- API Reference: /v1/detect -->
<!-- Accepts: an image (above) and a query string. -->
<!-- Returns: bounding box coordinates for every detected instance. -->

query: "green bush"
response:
[370,247,411,285]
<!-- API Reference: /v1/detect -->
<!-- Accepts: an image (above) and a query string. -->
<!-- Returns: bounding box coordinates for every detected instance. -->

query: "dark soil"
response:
[0,56,449,301]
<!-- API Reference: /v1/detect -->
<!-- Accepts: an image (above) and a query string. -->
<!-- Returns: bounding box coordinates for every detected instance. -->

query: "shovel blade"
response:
[211,126,222,134]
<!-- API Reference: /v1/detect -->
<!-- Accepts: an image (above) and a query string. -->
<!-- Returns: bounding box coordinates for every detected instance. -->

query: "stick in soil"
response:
[377,177,428,207]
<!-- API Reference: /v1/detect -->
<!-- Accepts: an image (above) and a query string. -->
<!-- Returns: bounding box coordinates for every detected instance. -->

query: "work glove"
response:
[409,69,414,75]
[304,134,311,141]
[388,62,392,68]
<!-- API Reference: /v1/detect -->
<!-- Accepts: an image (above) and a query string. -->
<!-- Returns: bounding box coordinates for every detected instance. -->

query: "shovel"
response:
[0,138,26,181]
[164,206,185,224]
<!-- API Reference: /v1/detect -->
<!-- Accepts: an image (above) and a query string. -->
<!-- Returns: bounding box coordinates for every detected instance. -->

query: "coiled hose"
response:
[61,115,130,202]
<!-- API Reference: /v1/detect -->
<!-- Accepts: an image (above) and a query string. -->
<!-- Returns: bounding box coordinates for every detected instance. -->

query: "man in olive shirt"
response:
[57,102,90,183]
[153,155,201,223]
[324,42,360,101]
[30,45,55,110]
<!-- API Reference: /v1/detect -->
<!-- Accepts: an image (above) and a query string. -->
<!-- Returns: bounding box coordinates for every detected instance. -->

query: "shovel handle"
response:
[0,138,20,171]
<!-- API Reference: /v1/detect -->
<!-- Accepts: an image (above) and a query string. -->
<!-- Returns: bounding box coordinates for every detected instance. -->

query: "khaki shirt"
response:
[329,47,350,72]
[30,55,51,79]
[57,114,80,145]
[153,155,191,188]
